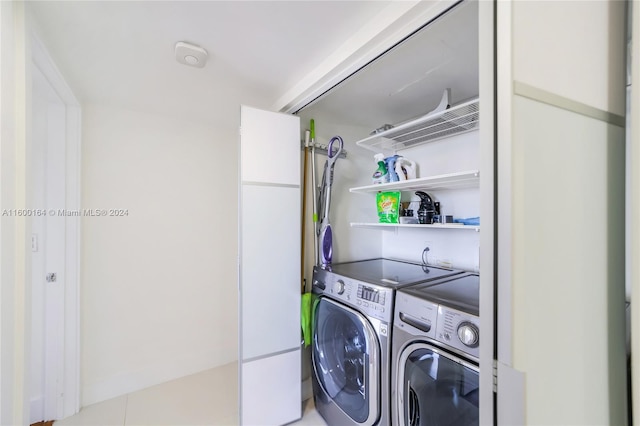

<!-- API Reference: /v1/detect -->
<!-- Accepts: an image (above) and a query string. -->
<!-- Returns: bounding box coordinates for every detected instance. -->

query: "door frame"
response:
[630,0,640,420]
[29,31,81,420]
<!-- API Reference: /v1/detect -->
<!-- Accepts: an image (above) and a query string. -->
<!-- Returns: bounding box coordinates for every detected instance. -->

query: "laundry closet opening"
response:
[291,1,491,425]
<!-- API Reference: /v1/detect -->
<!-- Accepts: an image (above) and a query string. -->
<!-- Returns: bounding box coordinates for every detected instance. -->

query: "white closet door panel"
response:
[241,105,300,185]
[242,351,301,426]
[512,0,626,117]
[511,96,626,426]
[241,184,300,360]
[239,105,300,426]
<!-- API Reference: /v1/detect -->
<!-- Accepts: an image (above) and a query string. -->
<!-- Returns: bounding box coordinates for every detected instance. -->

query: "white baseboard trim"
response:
[30,396,44,424]
[82,353,237,406]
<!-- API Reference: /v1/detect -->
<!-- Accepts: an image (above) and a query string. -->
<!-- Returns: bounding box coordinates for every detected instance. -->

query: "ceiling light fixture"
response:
[175,41,208,68]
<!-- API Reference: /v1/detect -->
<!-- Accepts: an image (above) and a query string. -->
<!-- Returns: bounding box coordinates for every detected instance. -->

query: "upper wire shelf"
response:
[356,98,479,153]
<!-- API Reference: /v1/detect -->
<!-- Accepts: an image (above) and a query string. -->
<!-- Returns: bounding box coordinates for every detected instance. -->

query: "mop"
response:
[317,135,343,267]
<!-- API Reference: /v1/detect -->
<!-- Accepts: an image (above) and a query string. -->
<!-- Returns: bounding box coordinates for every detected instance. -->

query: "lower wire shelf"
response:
[350,222,480,232]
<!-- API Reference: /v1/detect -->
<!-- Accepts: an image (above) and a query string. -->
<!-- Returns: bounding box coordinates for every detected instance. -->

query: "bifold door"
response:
[239,106,301,425]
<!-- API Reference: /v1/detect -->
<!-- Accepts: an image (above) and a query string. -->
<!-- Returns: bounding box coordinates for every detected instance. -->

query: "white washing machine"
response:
[311,258,464,426]
[391,272,480,426]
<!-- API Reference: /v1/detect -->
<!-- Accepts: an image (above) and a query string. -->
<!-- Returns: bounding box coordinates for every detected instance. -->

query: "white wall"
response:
[1,2,29,424]
[80,103,238,405]
[382,131,480,270]
[29,64,49,423]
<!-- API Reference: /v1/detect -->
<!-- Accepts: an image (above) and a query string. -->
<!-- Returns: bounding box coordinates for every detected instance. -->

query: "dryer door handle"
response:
[399,312,431,333]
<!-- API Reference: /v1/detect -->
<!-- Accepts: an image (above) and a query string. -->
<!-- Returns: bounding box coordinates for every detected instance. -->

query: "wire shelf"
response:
[350,222,480,231]
[356,98,479,153]
[349,170,479,194]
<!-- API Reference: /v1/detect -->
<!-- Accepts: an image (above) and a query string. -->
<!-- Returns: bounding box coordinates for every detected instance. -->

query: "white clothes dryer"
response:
[391,272,480,426]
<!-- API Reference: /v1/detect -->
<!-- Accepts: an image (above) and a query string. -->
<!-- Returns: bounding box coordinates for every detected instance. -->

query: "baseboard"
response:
[30,396,44,424]
[82,353,237,406]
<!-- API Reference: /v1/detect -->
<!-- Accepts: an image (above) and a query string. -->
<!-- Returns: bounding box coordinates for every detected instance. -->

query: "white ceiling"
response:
[300,0,478,131]
[27,1,392,127]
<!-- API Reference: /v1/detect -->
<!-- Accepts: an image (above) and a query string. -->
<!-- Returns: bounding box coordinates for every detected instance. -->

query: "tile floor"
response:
[54,362,326,426]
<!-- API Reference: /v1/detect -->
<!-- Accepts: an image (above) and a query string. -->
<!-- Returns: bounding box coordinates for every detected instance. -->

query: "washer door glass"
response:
[398,343,479,426]
[313,297,379,424]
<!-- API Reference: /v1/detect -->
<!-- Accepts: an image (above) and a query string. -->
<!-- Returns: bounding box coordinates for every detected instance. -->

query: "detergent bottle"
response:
[372,153,389,184]
[385,155,400,182]
[395,157,417,181]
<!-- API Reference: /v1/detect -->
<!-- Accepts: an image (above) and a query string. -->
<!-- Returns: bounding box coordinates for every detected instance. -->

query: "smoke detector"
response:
[175,41,208,68]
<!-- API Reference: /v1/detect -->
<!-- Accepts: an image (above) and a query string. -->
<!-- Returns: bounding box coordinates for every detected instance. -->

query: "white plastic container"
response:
[395,157,417,181]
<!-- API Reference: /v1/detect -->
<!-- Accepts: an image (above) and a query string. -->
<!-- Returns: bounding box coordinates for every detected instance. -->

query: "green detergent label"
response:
[377,191,401,224]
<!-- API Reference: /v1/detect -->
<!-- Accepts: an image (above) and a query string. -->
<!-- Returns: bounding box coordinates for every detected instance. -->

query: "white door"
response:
[29,64,67,423]
[492,1,628,424]
[29,34,82,421]
[239,106,301,425]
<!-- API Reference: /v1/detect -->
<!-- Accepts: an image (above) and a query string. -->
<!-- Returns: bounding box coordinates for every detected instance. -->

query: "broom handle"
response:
[300,130,310,293]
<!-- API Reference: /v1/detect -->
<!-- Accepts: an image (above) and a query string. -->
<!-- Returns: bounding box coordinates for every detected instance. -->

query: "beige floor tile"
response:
[54,395,127,426]
[124,363,238,426]
[208,362,239,423]
[211,415,239,426]
[54,363,327,426]
[289,399,326,426]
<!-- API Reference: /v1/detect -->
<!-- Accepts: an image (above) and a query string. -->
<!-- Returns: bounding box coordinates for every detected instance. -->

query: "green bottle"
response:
[372,153,389,184]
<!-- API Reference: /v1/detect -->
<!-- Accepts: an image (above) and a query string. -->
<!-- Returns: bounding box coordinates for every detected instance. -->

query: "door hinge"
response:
[492,359,498,393]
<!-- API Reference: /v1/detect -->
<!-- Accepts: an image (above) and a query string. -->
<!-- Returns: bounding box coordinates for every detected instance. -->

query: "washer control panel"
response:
[312,267,393,322]
[357,284,386,305]
[435,306,480,358]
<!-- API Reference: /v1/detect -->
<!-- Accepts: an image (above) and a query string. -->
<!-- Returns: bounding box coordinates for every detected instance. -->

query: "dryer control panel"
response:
[435,306,480,359]
[394,291,438,339]
[312,267,393,323]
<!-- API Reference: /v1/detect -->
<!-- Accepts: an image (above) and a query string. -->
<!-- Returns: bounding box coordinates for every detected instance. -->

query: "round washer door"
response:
[396,342,479,426]
[313,297,379,425]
